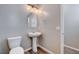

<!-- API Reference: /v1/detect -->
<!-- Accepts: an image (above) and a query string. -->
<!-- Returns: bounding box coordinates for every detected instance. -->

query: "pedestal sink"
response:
[27,32,42,53]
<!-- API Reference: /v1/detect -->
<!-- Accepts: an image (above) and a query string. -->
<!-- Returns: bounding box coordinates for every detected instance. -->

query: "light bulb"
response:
[30,8,39,15]
[26,5,32,11]
[34,8,39,14]
[29,8,34,13]
[38,10,43,15]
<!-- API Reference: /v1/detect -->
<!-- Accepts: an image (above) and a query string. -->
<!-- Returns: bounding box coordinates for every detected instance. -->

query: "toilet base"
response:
[9,47,24,54]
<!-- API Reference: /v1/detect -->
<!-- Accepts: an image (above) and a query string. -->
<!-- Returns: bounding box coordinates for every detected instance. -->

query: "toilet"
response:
[8,36,24,54]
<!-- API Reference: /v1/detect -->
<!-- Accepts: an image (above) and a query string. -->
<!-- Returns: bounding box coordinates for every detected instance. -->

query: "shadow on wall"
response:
[0,38,10,54]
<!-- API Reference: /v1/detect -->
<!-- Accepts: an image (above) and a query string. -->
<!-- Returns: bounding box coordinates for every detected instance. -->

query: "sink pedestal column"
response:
[32,37,37,53]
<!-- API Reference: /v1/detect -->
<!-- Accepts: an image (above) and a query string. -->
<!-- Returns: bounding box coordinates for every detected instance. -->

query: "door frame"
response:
[60,4,64,54]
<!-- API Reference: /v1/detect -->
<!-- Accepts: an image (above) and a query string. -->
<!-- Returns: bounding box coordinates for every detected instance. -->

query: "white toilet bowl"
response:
[9,47,24,54]
[8,36,24,54]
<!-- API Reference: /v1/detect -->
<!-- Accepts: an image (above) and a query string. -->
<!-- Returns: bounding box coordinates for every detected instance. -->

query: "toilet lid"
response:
[9,47,24,54]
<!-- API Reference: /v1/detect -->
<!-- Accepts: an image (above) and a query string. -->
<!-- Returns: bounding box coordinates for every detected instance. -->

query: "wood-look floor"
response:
[25,47,47,54]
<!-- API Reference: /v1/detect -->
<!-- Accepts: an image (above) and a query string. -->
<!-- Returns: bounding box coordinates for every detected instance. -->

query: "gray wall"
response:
[39,4,61,53]
[0,4,61,54]
[0,5,31,54]
[64,5,79,49]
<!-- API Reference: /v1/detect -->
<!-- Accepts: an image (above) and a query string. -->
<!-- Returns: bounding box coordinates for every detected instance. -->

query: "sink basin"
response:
[28,32,42,37]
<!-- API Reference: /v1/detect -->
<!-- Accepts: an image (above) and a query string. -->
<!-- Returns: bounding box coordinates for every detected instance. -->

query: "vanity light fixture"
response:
[25,4,48,16]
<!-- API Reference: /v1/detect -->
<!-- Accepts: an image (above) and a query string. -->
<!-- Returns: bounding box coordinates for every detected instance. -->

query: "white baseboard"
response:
[24,47,32,52]
[64,45,79,52]
[24,45,54,54]
[38,45,54,54]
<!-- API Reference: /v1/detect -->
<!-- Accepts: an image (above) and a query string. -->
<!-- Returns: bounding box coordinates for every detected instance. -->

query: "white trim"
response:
[38,45,54,54]
[60,5,64,54]
[24,47,32,52]
[24,45,54,54]
[64,45,79,52]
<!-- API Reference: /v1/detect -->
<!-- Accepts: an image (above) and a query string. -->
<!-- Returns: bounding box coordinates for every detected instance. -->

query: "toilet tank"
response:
[8,36,22,49]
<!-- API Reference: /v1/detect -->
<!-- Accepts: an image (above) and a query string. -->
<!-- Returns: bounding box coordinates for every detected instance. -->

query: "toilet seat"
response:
[9,47,24,54]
